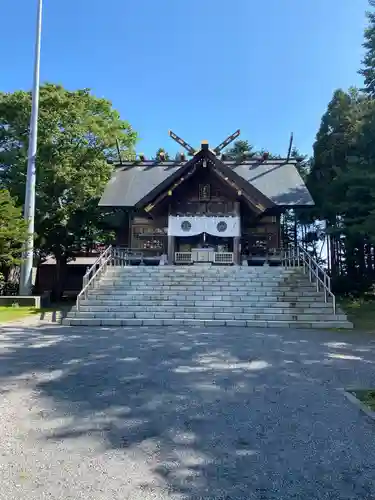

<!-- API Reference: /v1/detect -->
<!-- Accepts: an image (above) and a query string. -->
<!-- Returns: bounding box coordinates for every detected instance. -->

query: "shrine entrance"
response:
[176,233,233,263]
[168,215,239,265]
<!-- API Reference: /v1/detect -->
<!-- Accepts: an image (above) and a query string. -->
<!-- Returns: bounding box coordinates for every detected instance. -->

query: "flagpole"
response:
[19,0,43,295]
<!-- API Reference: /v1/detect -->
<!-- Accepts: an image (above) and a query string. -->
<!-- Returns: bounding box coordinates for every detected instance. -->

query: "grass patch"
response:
[0,306,39,323]
[339,298,375,331]
[0,306,60,324]
[350,389,375,412]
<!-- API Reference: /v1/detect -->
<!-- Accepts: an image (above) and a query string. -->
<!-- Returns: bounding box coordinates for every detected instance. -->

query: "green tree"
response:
[0,84,137,298]
[225,140,255,161]
[0,189,27,279]
[306,86,375,293]
[296,0,375,295]
[225,140,285,161]
[359,0,375,96]
[154,148,170,160]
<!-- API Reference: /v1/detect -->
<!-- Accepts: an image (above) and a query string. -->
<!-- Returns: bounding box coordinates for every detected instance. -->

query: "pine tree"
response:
[225,140,255,161]
[359,0,375,96]
[307,85,375,292]
[154,148,170,160]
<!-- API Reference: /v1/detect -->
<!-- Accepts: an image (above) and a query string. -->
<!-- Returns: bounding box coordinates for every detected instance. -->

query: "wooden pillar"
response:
[168,236,175,265]
[128,210,134,249]
[233,236,240,265]
[234,201,241,265]
[277,213,282,249]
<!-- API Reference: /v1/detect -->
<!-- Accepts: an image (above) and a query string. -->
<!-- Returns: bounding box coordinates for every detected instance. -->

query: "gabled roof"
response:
[134,149,208,209]
[210,151,274,212]
[99,153,314,208]
[230,160,313,206]
[133,148,274,215]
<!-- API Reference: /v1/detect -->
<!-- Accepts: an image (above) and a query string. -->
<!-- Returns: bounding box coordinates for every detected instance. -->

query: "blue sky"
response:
[1,0,369,158]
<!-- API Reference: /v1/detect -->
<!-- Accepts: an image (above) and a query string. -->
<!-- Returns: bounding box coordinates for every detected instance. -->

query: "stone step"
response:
[81,296,331,306]
[102,272,294,278]
[103,274,295,281]
[62,317,353,329]
[104,272,292,277]
[101,274,306,281]
[107,266,294,274]
[95,288,290,294]
[105,268,300,274]
[98,280,290,287]
[91,286,322,294]
[80,299,280,307]
[86,299,325,308]
[67,310,347,321]
[94,285,319,296]
[104,271,297,278]
[78,303,334,313]
[102,278,296,285]
[100,274,292,279]
[89,293,325,302]
[69,265,351,329]
[97,280,309,287]
[78,299,333,309]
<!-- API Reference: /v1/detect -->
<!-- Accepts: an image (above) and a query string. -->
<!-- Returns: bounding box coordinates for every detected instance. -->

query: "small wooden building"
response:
[99,133,314,265]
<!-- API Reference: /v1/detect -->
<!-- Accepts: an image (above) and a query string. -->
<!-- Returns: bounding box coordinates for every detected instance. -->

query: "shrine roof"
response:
[99,157,314,208]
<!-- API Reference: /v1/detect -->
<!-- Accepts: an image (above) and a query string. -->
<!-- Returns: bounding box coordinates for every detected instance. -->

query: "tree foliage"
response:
[154,148,170,161]
[359,0,375,96]
[0,83,137,297]
[306,84,375,294]
[0,189,27,275]
[225,140,255,161]
[225,140,289,162]
[285,0,375,295]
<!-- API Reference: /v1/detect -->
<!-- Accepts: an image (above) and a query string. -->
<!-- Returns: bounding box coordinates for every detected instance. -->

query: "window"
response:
[199,184,210,201]
[131,225,166,251]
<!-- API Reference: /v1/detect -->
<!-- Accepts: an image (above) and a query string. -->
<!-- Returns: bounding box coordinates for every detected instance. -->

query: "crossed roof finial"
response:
[168,129,241,157]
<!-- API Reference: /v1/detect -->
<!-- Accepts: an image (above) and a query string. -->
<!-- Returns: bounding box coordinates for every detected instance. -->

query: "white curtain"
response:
[168,216,240,237]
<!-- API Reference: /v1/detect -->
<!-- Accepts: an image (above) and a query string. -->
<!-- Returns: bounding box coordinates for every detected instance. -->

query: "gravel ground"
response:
[0,324,375,499]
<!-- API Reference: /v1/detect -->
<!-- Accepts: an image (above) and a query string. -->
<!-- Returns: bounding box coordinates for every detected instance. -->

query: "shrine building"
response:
[99,130,314,266]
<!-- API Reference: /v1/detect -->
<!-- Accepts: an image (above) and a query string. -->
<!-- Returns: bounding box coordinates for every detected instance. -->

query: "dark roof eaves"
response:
[109,158,297,169]
[110,160,186,169]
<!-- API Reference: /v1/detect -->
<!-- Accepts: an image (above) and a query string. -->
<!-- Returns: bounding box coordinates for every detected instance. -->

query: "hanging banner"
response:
[168,216,240,237]
[205,217,241,237]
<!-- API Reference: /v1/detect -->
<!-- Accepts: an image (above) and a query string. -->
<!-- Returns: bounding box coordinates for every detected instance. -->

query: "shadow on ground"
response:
[38,303,72,322]
[1,325,375,498]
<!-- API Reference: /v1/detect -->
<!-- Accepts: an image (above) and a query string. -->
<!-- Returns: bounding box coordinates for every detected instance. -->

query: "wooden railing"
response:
[213,252,234,264]
[175,252,193,264]
[174,252,234,264]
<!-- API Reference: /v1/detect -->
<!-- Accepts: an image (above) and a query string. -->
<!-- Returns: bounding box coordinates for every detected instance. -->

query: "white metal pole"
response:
[19,0,43,296]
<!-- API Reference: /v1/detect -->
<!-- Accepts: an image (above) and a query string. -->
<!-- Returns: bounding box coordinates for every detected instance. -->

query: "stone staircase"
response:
[62,265,352,328]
